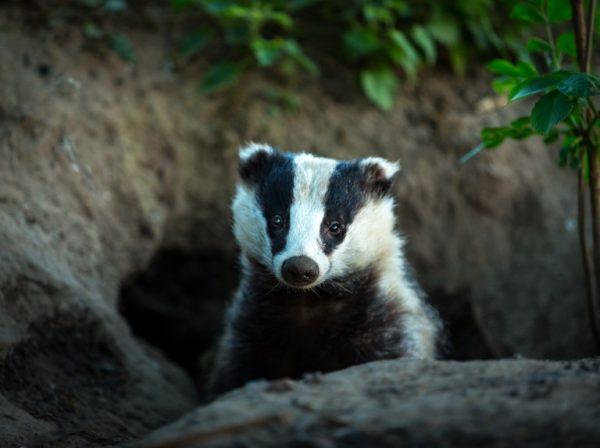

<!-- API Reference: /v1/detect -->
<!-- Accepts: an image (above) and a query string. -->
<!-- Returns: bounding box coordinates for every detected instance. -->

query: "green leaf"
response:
[200,62,240,93]
[506,116,534,140]
[556,32,577,57]
[363,5,393,24]
[557,72,600,97]
[267,12,294,29]
[360,68,398,111]
[487,59,521,76]
[547,0,572,22]
[343,28,380,60]
[179,31,212,58]
[543,128,560,144]
[428,12,459,45]
[480,118,535,149]
[218,5,251,19]
[481,126,509,149]
[389,29,420,77]
[411,25,436,65]
[517,61,537,77]
[531,90,573,134]
[509,72,570,101]
[527,37,552,53]
[510,3,544,23]
[252,38,283,66]
[492,77,520,94]
[282,39,319,75]
[389,30,419,62]
[108,33,135,62]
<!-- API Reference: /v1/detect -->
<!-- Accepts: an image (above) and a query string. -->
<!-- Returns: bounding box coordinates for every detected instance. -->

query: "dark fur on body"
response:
[211,260,406,395]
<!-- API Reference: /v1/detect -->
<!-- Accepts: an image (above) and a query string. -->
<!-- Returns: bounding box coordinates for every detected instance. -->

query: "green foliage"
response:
[41,0,137,62]
[179,31,213,59]
[473,0,600,173]
[173,0,524,110]
[556,32,577,57]
[508,72,570,101]
[474,1,600,346]
[361,68,398,111]
[557,73,600,97]
[173,0,320,95]
[200,61,241,92]
[480,116,535,149]
[530,90,573,134]
[510,3,544,23]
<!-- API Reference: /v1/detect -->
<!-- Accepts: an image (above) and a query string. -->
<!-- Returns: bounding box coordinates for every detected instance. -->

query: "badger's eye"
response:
[328,221,341,235]
[271,214,284,229]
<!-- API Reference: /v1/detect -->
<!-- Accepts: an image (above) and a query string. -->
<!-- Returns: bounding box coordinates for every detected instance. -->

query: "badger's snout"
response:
[281,256,319,287]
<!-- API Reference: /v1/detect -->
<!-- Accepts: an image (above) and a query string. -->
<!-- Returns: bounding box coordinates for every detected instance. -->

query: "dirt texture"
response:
[0,5,598,447]
[139,358,600,448]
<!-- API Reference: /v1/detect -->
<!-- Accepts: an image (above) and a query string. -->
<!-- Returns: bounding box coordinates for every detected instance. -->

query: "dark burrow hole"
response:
[118,249,238,390]
[428,288,494,360]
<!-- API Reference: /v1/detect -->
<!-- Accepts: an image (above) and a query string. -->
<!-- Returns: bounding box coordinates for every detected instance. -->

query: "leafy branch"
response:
[469,0,600,349]
[172,0,526,110]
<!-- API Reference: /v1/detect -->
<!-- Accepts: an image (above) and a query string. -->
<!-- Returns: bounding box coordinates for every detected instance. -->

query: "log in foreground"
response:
[137,358,600,448]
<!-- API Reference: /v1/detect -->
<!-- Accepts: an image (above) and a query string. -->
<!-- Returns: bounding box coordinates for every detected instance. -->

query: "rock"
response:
[138,358,600,448]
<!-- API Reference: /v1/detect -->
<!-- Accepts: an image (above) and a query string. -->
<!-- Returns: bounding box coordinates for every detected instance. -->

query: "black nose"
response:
[281,256,319,286]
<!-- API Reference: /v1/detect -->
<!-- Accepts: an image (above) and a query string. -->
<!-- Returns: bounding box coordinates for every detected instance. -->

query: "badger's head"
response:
[232,143,400,289]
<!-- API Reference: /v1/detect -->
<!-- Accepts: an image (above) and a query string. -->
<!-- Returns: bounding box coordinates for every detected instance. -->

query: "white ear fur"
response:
[360,157,401,179]
[239,143,275,161]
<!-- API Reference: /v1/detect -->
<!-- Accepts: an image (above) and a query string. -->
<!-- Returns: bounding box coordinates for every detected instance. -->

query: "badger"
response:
[210,143,441,395]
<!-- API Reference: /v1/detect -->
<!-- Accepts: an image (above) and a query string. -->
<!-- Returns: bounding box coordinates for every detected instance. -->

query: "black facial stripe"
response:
[255,152,295,255]
[322,161,366,255]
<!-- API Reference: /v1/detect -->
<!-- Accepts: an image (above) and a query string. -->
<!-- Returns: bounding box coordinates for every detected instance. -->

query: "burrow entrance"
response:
[118,249,238,389]
[428,289,494,360]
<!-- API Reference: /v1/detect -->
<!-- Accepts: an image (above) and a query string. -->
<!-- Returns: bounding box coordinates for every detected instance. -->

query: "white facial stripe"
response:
[232,184,271,266]
[273,153,337,285]
[327,197,398,279]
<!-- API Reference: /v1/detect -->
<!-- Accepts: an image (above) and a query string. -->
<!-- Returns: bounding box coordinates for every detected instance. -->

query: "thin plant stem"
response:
[578,165,600,346]
[585,0,597,73]
[571,0,600,350]
[543,0,560,69]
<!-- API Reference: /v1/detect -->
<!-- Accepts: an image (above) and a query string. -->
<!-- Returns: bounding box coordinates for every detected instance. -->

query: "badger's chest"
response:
[235,285,406,381]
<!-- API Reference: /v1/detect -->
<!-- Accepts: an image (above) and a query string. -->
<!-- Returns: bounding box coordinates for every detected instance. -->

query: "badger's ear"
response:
[360,157,400,197]
[238,143,275,184]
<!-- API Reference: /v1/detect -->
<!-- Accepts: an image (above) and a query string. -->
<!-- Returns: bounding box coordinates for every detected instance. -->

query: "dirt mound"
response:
[0,313,130,446]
